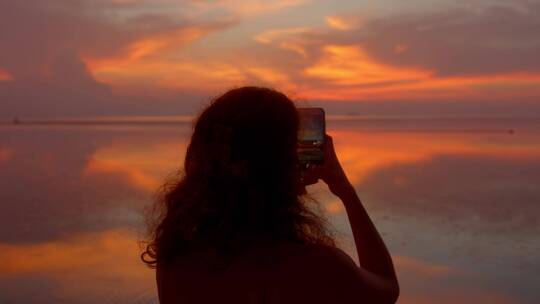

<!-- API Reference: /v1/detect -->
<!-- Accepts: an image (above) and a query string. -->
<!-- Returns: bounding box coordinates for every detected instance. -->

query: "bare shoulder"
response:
[305,243,356,264]
[288,243,356,270]
[297,243,361,280]
[295,244,399,304]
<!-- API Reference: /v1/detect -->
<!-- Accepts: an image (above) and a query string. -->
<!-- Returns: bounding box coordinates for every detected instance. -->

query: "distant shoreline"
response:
[2,114,540,125]
[1,115,536,134]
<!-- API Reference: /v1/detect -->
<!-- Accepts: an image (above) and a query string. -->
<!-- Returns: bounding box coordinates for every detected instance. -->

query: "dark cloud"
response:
[0,0,234,118]
[324,2,540,76]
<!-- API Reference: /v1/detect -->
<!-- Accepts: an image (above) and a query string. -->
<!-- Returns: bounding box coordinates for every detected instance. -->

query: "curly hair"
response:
[141,87,335,268]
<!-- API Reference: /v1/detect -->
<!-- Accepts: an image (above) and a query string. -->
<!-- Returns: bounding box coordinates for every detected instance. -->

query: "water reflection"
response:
[0,119,539,303]
[0,229,155,303]
[84,140,187,192]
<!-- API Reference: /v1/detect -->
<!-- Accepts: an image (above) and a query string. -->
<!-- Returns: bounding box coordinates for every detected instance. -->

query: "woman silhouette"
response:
[142,87,399,303]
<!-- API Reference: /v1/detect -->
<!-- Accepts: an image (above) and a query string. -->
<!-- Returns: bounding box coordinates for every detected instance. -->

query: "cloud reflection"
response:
[1,122,539,303]
[359,153,540,236]
[83,141,186,192]
[0,229,460,304]
[0,229,156,303]
[328,129,540,186]
[0,127,187,243]
[318,127,540,303]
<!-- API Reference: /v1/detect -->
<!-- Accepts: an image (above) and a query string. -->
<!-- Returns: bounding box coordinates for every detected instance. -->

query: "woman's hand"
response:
[300,134,353,197]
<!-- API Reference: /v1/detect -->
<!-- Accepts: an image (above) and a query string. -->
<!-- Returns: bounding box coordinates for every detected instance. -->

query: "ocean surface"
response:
[1,116,539,303]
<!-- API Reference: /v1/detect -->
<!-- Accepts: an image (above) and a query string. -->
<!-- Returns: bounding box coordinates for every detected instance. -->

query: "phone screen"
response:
[298,107,325,165]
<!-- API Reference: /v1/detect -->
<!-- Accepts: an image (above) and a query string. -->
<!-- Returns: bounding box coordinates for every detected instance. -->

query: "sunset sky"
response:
[1,0,540,118]
[2,2,540,302]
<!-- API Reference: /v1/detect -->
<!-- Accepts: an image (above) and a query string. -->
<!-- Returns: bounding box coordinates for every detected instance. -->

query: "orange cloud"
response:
[301,44,540,101]
[304,45,433,86]
[191,0,309,17]
[87,53,299,94]
[0,67,14,81]
[84,26,206,74]
[255,27,311,44]
[154,61,298,93]
[84,21,540,105]
[85,23,306,93]
[255,27,311,58]
[325,16,362,31]
[395,73,540,98]
[393,44,409,54]
[254,25,540,103]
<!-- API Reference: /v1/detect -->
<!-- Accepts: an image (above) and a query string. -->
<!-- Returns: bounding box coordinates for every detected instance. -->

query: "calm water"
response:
[1,117,539,303]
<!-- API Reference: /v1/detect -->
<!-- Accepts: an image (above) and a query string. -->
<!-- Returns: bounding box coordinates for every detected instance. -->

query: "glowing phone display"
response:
[298,107,325,165]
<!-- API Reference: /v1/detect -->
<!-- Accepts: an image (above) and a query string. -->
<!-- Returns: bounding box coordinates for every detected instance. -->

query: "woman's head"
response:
[186,86,300,195]
[142,87,334,267]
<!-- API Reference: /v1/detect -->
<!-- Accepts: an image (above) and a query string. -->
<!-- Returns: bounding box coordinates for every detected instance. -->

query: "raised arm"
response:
[301,135,399,303]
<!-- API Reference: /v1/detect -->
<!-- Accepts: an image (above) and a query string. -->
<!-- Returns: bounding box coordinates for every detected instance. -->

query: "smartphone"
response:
[298,107,325,166]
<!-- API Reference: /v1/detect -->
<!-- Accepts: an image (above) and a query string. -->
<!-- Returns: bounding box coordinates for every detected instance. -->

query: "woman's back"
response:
[157,241,361,304]
[144,87,399,303]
